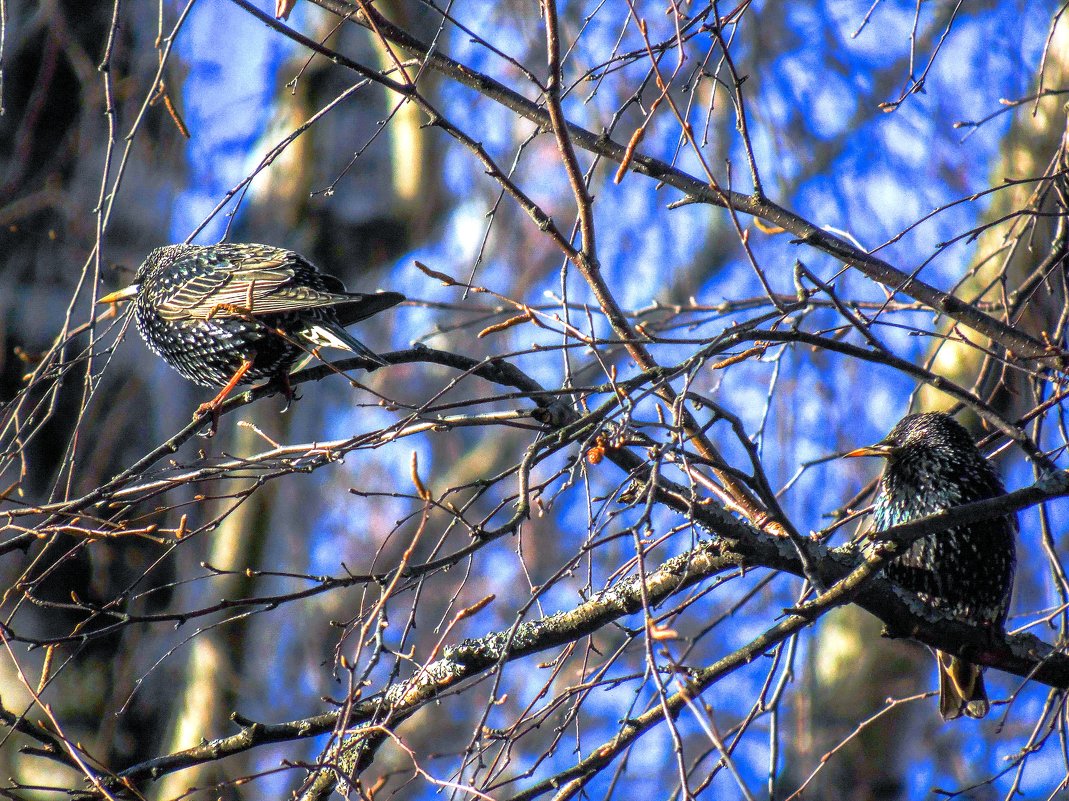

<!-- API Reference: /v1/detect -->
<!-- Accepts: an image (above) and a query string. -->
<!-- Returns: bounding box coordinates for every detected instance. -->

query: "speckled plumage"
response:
[861,412,1016,720]
[121,243,404,389]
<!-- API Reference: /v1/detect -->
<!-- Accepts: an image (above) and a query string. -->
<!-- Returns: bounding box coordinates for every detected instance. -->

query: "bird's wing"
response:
[157,257,356,321]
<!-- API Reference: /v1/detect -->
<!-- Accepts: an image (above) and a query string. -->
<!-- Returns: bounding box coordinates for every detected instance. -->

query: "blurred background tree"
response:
[2,1,1068,799]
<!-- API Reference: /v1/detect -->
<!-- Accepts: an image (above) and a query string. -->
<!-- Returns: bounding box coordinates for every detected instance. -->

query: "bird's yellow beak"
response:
[843,443,895,458]
[98,284,140,305]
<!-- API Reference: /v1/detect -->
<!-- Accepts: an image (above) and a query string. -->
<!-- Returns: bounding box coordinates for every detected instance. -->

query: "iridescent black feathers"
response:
[849,412,1016,720]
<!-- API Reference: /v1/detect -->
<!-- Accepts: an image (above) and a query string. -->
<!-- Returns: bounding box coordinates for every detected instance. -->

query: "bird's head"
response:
[97,246,187,306]
[844,412,974,462]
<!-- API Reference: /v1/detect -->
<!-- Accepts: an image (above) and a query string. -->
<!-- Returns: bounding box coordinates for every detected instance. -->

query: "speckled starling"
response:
[99,243,404,421]
[846,412,1016,721]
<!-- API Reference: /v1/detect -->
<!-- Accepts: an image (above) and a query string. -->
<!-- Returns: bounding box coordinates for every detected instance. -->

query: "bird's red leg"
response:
[195,358,254,432]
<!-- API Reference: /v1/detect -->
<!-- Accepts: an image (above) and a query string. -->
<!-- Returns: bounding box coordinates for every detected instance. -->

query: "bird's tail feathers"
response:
[937,651,988,721]
[334,292,405,326]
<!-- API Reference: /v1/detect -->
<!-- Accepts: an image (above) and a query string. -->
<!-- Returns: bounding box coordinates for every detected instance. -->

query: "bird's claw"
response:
[275,372,300,412]
[280,389,302,413]
[194,402,221,437]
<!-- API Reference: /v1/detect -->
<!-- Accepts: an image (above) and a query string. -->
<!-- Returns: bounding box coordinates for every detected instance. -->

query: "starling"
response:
[99,243,404,422]
[846,412,1016,721]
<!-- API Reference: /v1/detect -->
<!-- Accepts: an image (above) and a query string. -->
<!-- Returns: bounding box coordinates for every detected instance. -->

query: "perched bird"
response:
[846,412,1016,721]
[99,243,404,423]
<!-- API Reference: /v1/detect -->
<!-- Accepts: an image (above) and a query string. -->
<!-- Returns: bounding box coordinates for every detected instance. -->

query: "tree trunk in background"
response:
[155,426,270,800]
[919,25,1069,421]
